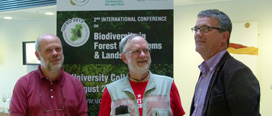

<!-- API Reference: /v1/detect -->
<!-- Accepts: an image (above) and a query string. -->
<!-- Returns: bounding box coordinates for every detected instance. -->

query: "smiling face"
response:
[121,36,151,75]
[194,17,229,60]
[35,34,64,72]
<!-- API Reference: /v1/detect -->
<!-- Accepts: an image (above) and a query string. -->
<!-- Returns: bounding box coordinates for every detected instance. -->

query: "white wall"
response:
[0,18,56,107]
[174,0,272,115]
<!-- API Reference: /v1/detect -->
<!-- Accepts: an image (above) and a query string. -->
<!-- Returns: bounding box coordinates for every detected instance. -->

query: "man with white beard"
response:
[99,33,185,116]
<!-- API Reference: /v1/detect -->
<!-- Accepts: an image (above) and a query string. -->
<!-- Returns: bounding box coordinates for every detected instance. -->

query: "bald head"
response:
[35,34,62,52]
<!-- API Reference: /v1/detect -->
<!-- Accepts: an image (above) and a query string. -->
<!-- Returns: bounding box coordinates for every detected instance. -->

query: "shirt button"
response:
[199,88,202,91]
[51,89,53,92]
[51,96,54,98]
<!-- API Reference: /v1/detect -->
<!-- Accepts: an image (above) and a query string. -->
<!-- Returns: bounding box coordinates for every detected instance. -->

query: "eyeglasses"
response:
[124,48,150,55]
[39,83,65,112]
[191,26,225,33]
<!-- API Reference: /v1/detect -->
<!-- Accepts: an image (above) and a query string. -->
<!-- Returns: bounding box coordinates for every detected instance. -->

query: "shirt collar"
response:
[37,65,65,85]
[123,71,156,92]
[199,50,227,73]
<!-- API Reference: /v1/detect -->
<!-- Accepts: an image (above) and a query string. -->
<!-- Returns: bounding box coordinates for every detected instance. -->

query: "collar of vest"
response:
[122,71,156,93]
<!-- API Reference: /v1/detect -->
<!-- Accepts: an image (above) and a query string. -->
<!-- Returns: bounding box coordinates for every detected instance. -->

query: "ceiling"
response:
[0,0,236,23]
[0,5,56,23]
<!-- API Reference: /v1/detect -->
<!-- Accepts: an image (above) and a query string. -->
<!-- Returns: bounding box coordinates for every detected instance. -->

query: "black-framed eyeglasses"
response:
[191,26,225,33]
[39,82,65,112]
[124,48,150,55]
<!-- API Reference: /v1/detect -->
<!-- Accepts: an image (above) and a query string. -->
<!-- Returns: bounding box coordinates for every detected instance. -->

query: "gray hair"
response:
[119,33,144,53]
[35,36,41,52]
[198,9,232,46]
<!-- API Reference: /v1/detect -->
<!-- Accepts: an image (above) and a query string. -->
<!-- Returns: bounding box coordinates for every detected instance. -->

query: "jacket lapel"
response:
[201,52,231,116]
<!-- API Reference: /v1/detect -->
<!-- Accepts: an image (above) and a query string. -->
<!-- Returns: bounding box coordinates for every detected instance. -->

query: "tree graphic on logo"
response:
[70,24,83,41]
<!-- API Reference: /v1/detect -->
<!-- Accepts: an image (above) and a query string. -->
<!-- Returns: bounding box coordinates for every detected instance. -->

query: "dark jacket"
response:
[190,52,261,116]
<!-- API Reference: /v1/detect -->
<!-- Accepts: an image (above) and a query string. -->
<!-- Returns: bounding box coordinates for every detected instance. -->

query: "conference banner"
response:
[57,0,173,115]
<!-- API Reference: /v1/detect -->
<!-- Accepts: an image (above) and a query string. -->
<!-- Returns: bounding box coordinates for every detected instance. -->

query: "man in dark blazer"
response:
[190,9,261,116]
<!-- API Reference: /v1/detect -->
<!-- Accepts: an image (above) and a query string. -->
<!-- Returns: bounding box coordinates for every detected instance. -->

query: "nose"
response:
[139,50,148,57]
[194,31,203,41]
[195,29,203,37]
[195,29,202,34]
[52,49,59,55]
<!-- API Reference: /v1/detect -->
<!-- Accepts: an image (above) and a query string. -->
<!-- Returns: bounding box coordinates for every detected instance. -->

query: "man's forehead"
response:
[196,17,218,26]
[123,36,147,49]
[40,39,61,48]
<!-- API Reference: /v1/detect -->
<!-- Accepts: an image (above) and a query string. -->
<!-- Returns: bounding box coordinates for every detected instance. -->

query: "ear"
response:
[222,31,230,44]
[35,51,41,61]
[121,53,128,64]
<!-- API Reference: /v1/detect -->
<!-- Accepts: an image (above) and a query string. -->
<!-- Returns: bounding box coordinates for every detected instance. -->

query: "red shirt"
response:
[99,81,185,116]
[10,66,88,116]
[130,80,148,116]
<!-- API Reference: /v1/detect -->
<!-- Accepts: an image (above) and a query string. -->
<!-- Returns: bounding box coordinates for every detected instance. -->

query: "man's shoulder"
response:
[14,70,39,90]
[149,73,174,88]
[223,56,249,69]
[18,70,39,82]
[219,52,247,67]
[150,73,173,81]
[219,55,255,77]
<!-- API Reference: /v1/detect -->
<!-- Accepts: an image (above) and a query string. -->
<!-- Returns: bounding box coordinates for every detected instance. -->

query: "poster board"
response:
[57,0,174,115]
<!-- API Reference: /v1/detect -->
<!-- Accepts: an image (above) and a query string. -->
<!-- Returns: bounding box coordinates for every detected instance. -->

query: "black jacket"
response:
[190,52,261,116]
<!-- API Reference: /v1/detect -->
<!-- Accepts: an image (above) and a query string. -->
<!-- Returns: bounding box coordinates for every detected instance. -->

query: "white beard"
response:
[128,60,151,74]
